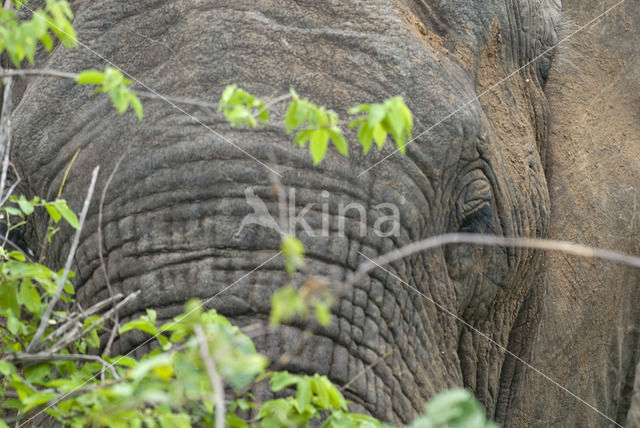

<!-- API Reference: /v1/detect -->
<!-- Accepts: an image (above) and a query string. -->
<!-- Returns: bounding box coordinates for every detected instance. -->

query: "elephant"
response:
[5,0,640,426]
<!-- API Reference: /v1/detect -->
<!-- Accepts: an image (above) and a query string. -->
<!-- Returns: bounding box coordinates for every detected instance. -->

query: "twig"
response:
[0,76,13,204]
[28,166,100,351]
[99,155,125,357]
[341,349,396,391]
[270,330,312,372]
[0,164,21,207]
[131,90,219,110]
[194,324,225,428]
[40,292,128,348]
[0,68,78,80]
[50,290,140,353]
[4,381,121,425]
[5,353,119,379]
[343,233,640,291]
[253,93,293,120]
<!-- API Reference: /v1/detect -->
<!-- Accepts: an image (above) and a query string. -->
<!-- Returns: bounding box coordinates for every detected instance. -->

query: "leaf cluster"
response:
[0,0,76,67]
[76,68,143,120]
[218,84,269,127]
[217,86,415,165]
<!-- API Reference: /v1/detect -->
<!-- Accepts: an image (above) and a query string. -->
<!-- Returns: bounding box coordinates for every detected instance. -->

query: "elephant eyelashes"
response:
[458,203,494,233]
[445,203,495,279]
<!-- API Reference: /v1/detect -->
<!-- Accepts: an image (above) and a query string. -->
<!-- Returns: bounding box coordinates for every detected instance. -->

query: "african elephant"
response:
[6,0,639,426]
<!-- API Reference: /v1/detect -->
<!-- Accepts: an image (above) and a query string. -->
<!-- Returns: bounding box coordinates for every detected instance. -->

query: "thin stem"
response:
[28,166,100,351]
[99,155,125,357]
[50,291,140,353]
[0,76,13,204]
[6,353,119,379]
[341,349,395,391]
[131,90,219,110]
[0,68,78,80]
[194,325,225,428]
[343,233,640,292]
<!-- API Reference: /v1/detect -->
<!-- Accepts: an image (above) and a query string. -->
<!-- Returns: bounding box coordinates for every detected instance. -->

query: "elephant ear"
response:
[501,2,640,427]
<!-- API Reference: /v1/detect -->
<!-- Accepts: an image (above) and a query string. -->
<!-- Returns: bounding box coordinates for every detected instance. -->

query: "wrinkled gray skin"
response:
[6,0,640,426]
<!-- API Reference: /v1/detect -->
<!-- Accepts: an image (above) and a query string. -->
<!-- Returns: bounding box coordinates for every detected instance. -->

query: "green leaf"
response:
[3,206,23,217]
[21,391,57,413]
[372,124,387,149]
[285,101,300,130]
[368,104,386,128]
[348,103,370,115]
[296,378,312,412]
[0,280,20,316]
[220,84,238,105]
[20,278,41,313]
[0,360,17,376]
[76,70,105,85]
[25,363,50,384]
[8,251,26,261]
[310,130,330,165]
[128,353,174,381]
[313,301,332,327]
[357,123,374,154]
[52,200,78,229]
[280,235,304,276]
[328,128,348,158]
[270,371,301,392]
[40,32,53,51]
[226,412,248,428]
[45,204,61,223]
[17,195,34,215]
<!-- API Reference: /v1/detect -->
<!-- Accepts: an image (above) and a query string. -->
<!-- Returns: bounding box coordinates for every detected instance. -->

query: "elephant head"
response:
[8,0,638,426]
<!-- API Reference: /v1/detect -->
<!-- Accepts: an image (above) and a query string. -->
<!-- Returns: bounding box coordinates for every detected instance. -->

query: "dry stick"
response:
[131,90,219,110]
[6,353,119,379]
[28,166,100,352]
[99,155,126,357]
[0,68,78,80]
[194,325,225,428]
[343,233,640,292]
[0,76,13,203]
[40,292,128,347]
[0,69,297,125]
[5,381,123,425]
[341,349,396,392]
[346,233,629,428]
[50,291,140,354]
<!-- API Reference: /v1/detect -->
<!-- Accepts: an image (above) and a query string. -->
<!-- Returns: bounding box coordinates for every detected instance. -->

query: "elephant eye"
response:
[459,203,494,233]
[445,175,495,280]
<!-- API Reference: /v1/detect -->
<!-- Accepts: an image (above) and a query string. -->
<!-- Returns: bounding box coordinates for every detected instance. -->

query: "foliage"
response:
[348,97,413,155]
[0,198,497,427]
[285,89,348,165]
[218,84,269,128]
[0,0,76,67]
[218,86,414,164]
[76,68,143,120]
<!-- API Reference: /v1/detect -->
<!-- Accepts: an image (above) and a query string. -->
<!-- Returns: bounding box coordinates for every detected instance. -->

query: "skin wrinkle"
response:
[10,0,562,424]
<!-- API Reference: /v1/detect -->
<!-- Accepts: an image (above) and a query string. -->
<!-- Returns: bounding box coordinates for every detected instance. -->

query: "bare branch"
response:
[341,349,395,391]
[0,76,13,204]
[99,155,125,357]
[0,68,78,80]
[343,233,640,291]
[28,166,100,351]
[5,352,119,379]
[131,90,219,110]
[50,290,140,354]
[194,324,225,428]
[0,164,21,207]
